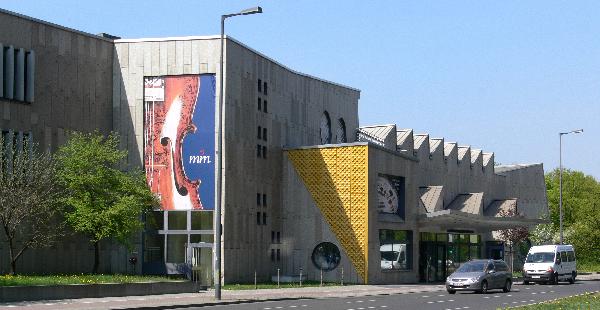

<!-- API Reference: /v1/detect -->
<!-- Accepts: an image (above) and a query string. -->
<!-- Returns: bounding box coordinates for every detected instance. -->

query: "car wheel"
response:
[503,279,512,292]
[447,289,456,294]
[479,280,488,294]
[569,271,576,284]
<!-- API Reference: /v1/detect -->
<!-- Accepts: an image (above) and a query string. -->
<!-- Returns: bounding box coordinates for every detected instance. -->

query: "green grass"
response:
[498,292,600,309]
[578,261,600,273]
[223,281,344,290]
[0,274,179,287]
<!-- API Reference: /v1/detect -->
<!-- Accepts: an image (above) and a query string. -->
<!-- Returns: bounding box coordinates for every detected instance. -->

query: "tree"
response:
[496,208,529,272]
[56,132,158,273]
[0,137,65,275]
[543,169,600,264]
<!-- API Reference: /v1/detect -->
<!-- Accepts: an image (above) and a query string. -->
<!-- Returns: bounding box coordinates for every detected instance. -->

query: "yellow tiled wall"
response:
[287,145,369,283]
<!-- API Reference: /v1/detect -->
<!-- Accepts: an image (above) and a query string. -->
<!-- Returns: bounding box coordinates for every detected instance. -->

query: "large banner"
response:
[144,75,216,210]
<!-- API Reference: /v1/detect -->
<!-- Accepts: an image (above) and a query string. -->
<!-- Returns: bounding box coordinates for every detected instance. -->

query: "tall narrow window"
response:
[276,249,281,261]
[263,100,268,113]
[256,144,261,157]
[262,146,267,159]
[257,98,262,111]
[276,232,281,243]
[257,193,261,206]
[271,249,276,261]
[258,79,262,92]
[271,231,275,243]
[262,194,267,206]
[256,212,261,225]
[263,128,267,141]
[263,82,268,95]
[262,212,267,225]
[257,126,262,139]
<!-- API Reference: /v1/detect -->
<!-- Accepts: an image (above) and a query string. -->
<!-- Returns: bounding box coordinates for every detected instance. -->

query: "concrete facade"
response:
[0,9,129,275]
[0,9,547,285]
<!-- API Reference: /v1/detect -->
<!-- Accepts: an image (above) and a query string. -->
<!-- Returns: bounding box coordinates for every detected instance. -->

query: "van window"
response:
[567,251,575,262]
[560,251,568,262]
[526,252,554,263]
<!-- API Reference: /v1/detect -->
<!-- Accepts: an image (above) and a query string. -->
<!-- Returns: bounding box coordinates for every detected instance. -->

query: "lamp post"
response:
[559,129,583,245]
[215,6,263,300]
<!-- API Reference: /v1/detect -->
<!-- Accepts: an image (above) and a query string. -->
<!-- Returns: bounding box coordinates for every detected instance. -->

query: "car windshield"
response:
[456,261,486,273]
[526,252,555,263]
[381,251,399,261]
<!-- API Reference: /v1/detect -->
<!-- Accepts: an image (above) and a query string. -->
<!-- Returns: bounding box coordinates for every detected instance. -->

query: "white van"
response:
[380,244,407,270]
[523,244,577,285]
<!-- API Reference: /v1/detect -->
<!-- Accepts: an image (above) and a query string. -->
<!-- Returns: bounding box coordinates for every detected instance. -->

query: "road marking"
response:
[275,307,283,309]
[290,306,297,308]
[530,300,535,302]
[438,294,445,296]
[531,292,537,295]
[462,307,469,309]
[512,301,518,304]
[380,306,387,308]
[369,299,376,302]
[483,296,490,299]
[422,295,430,298]
[427,301,435,304]
[263,308,271,309]
[356,300,364,303]
[507,294,512,297]
[368,307,375,309]
[437,300,445,303]
[494,295,500,298]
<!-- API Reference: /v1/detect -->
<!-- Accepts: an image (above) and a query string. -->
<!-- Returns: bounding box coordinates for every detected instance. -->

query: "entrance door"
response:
[419,242,446,282]
[186,242,213,286]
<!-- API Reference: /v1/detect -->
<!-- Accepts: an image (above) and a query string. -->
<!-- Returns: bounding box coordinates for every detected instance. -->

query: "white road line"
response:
[494,295,500,298]
[530,300,535,302]
[263,308,271,310]
[427,301,435,304]
[531,292,537,295]
[483,296,490,299]
[507,294,512,297]
[438,294,445,296]
[356,300,364,303]
[380,306,387,308]
[448,299,454,302]
[290,306,297,308]
[368,299,376,302]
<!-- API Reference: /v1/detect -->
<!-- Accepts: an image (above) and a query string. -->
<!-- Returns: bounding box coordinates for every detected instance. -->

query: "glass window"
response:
[567,251,575,262]
[263,82,268,95]
[526,252,555,263]
[257,97,261,111]
[311,242,341,271]
[190,234,213,243]
[276,232,280,243]
[262,146,267,159]
[191,211,213,230]
[257,193,261,206]
[379,229,413,270]
[264,100,268,113]
[436,233,448,242]
[271,231,275,243]
[258,79,262,92]
[271,249,275,261]
[276,249,281,261]
[469,245,481,260]
[262,212,267,225]
[256,212,261,225]
[146,211,164,230]
[257,144,261,157]
[166,234,187,263]
[257,126,262,139]
[263,128,267,141]
[143,234,164,263]
[168,211,187,230]
[469,234,480,244]
[420,232,435,242]
[263,194,267,206]
[560,251,568,262]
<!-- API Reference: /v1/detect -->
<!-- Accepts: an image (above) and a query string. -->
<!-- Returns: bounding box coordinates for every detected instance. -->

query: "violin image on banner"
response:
[157,76,202,210]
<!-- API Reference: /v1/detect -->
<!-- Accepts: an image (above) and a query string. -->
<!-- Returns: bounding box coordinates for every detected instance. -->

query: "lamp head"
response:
[240,6,262,15]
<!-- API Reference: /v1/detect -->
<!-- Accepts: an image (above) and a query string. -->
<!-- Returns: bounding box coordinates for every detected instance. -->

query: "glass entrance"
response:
[419,232,482,282]
[419,240,446,282]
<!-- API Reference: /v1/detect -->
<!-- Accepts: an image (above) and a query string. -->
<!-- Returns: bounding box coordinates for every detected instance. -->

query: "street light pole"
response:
[215,6,262,300]
[558,129,583,245]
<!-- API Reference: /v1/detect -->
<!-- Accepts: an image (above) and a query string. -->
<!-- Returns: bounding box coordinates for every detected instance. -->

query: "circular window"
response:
[311,242,341,271]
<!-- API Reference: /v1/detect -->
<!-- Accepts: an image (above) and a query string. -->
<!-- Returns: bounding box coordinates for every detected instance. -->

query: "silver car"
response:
[446,259,512,294]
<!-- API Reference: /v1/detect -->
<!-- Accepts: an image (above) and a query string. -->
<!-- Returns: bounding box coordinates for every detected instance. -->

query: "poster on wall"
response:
[376,174,406,219]
[143,74,216,210]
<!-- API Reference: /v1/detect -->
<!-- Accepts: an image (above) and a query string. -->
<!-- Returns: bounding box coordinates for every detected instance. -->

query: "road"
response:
[170,281,600,310]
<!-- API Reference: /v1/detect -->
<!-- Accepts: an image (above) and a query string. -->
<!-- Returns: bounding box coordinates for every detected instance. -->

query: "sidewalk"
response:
[2,273,599,310]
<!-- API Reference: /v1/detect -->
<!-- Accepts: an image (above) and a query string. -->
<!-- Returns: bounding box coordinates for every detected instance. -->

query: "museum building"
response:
[0,8,547,284]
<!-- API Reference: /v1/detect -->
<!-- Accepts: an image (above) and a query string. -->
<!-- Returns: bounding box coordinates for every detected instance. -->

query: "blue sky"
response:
[2,1,598,178]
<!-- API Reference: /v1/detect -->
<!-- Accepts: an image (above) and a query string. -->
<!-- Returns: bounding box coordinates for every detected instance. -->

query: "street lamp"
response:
[215,6,263,300]
[559,129,583,245]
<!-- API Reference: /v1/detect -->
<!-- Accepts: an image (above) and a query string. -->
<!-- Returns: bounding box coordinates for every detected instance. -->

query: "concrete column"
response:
[15,48,25,101]
[4,46,14,99]
[26,50,35,103]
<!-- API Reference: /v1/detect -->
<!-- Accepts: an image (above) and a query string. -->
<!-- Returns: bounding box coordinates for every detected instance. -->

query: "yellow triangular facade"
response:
[287,145,369,283]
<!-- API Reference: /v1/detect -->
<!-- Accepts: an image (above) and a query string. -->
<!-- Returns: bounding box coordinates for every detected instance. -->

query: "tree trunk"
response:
[7,237,16,275]
[93,241,100,274]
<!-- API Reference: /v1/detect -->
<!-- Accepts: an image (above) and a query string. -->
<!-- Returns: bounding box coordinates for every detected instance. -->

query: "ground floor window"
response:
[379,229,413,270]
[419,232,482,282]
